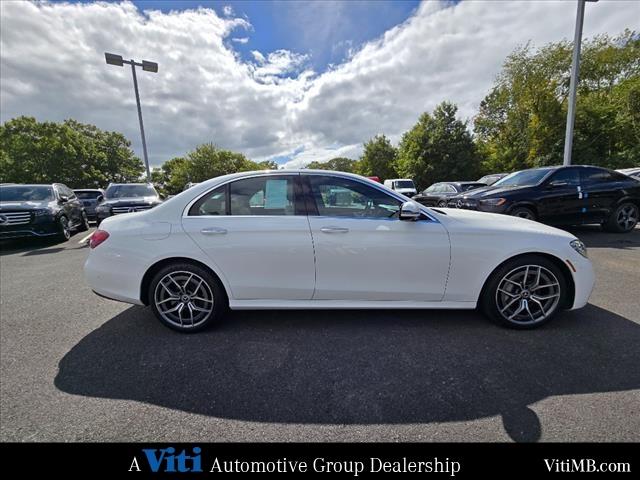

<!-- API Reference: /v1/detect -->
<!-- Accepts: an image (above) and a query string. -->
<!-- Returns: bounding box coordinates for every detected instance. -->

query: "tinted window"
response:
[582,168,617,184]
[229,176,296,215]
[0,185,54,201]
[189,185,227,216]
[444,184,456,193]
[548,168,581,186]
[394,180,415,189]
[105,184,157,199]
[309,175,401,219]
[75,191,102,199]
[424,184,437,193]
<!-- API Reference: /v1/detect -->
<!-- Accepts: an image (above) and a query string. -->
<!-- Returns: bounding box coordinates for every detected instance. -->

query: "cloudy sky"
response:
[0,1,637,168]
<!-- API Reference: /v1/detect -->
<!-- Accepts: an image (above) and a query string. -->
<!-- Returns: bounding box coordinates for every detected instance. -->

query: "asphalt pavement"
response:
[1,225,638,442]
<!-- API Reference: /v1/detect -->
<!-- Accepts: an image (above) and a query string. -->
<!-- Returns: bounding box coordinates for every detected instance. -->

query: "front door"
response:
[537,167,584,224]
[304,174,450,301]
[182,174,316,300]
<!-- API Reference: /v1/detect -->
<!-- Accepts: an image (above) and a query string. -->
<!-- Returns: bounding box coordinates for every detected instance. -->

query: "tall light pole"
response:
[563,0,598,166]
[105,52,158,182]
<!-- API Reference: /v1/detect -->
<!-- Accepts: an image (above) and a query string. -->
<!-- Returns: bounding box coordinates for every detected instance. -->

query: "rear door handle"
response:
[320,226,349,233]
[201,227,227,235]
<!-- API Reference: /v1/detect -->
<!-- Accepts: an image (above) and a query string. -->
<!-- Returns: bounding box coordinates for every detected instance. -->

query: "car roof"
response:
[74,188,103,191]
[0,183,56,187]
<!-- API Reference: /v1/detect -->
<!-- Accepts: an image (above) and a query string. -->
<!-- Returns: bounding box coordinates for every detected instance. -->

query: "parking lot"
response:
[1,226,639,442]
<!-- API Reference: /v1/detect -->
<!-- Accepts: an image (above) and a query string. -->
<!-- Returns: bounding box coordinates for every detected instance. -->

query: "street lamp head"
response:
[142,60,158,73]
[105,52,124,67]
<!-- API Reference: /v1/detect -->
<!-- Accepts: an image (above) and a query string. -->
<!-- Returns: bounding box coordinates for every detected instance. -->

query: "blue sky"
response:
[130,1,421,74]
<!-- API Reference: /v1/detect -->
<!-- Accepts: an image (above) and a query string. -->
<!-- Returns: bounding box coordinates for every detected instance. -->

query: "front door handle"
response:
[201,227,227,235]
[320,226,349,233]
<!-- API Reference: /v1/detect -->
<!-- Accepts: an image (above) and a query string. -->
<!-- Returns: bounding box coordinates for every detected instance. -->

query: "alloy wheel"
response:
[60,217,70,240]
[616,204,638,231]
[495,265,561,325]
[153,271,214,329]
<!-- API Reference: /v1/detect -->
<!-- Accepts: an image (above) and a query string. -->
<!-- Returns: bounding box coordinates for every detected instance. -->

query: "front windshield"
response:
[0,185,54,202]
[394,180,415,189]
[493,169,553,187]
[105,184,157,199]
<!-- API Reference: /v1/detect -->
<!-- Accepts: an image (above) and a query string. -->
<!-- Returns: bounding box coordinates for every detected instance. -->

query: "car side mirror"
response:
[59,195,69,203]
[96,195,104,203]
[399,201,421,221]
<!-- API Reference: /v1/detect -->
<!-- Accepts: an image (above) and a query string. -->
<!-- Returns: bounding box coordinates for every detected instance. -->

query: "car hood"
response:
[100,196,161,207]
[434,207,575,240]
[0,200,53,211]
[453,185,533,199]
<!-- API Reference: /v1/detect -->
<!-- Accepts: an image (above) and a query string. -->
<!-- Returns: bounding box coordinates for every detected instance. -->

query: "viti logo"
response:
[129,446,203,473]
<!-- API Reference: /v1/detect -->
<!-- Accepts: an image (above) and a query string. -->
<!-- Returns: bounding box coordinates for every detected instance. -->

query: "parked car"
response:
[413,182,487,207]
[85,170,594,333]
[73,188,105,221]
[383,178,417,197]
[477,173,508,186]
[367,176,381,183]
[95,183,162,227]
[448,165,640,232]
[616,167,640,180]
[0,183,89,241]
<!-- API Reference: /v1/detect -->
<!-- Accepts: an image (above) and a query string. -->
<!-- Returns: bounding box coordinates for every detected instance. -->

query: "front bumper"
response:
[0,219,59,239]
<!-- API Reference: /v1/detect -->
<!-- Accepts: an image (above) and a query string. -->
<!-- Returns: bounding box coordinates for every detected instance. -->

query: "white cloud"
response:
[0,0,636,169]
[231,37,249,44]
[222,5,234,17]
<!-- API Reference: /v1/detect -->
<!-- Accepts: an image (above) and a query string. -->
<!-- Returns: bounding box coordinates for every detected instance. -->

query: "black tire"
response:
[78,211,90,232]
[57,215,71,241]
[602,202,638,233]
[148,262,227,333]
[437,200,448,207]
[481,254,567,329]
[510,206,537,221]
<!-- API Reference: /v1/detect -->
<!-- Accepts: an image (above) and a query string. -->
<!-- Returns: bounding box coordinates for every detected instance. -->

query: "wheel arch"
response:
[479,252,575,310]
[140,256,230,306]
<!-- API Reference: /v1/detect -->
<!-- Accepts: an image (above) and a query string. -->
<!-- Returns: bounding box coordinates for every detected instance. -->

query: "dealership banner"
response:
[0,443,634,476]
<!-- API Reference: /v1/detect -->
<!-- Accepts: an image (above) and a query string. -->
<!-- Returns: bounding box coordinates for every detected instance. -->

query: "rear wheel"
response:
[481,255,566,329]
[57,216,71,241]
[148,263,227,333]
[510,206,536,221]
[78,211,90,232]
[603,202,638,233]
[437,200,448,207]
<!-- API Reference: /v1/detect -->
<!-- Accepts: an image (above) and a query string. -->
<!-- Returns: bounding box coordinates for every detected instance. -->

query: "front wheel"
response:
[481,255,567,329]
[603,202,638,233]
[148,263,227,333]
[437,200,448,207]
[510,206,536,221]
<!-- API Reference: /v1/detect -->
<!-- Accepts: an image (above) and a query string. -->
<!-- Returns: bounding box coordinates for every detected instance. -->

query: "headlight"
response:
[479,197,507,206]
[33,208,51,217]
[570,239,588,258]
[96,205,110,213]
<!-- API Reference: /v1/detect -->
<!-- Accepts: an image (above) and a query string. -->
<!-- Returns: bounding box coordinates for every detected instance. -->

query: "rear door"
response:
[182,174,316,300]
[581,167,626,223]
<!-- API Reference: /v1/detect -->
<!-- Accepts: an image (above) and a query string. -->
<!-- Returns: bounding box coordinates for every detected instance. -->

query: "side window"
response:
[424,184,437,193]
[189,185,227,216]
[549,168,580,186]
[582,168,615,184]
[308,175,401,219]
[230,176,296,216]
[444,184,456,193]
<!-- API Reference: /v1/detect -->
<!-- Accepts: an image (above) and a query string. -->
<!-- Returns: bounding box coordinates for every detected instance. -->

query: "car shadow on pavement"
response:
[54,304,640,442]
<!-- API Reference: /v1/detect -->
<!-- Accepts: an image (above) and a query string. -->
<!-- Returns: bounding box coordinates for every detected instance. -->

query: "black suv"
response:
[0,183,90,241]
[95,183,162,227]
[448,165,640,232]
[413,181,486,207]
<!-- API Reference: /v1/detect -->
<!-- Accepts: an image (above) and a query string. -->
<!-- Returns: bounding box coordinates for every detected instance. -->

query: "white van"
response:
[383,178,417,197]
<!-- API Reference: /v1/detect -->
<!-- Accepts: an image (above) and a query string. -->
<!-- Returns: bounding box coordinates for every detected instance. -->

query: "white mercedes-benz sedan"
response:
[85,170,594,332]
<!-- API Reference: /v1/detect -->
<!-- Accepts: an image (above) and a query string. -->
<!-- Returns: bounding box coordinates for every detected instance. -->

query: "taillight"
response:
[89,230,110,249]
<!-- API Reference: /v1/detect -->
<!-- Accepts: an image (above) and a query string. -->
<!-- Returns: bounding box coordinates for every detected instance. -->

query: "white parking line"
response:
[78,232,94,245]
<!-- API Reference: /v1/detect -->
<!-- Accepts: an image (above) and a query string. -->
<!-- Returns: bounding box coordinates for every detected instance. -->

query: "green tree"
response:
[397,102,480,189]
[306,157,358,172]
[475,30,640,172]
[358,135,398,181]
[0,116,144,187]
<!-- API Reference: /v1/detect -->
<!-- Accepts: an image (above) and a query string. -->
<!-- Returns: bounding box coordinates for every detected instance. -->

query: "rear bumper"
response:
[84,247,144,305]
